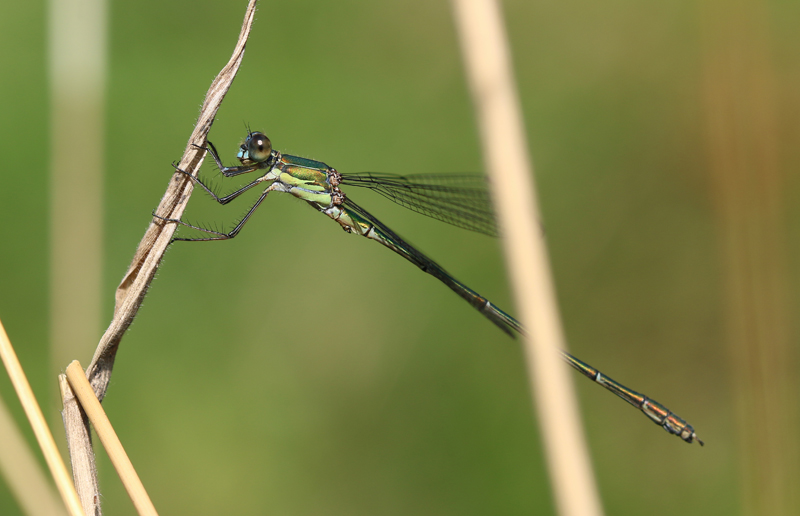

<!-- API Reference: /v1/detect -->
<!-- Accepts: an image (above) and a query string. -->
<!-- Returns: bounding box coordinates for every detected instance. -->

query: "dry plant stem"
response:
[66,361,158,516]
[0,318,86,516]
[60,1,259,514]
[449,1,603,515]
[59,379,99,516]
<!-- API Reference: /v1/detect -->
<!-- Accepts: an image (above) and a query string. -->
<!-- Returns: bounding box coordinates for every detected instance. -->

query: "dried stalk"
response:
[59,1,259,514]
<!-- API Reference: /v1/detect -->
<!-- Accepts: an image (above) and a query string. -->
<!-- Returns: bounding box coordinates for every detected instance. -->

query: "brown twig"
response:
[59,1,259,514]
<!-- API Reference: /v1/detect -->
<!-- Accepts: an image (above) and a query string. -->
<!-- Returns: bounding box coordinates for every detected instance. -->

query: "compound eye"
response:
[247,132,272,162]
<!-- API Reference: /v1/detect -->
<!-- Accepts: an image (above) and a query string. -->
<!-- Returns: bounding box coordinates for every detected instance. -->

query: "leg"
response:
[173,163,267,205]
[197,140,269,177]
[156,183,276,242]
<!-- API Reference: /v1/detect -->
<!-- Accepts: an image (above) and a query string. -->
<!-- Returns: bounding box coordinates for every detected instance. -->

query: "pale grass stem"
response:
[450,1,604,515]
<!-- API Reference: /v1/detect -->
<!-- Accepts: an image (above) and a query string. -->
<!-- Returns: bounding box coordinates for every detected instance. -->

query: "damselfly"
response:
[157,131,703,445]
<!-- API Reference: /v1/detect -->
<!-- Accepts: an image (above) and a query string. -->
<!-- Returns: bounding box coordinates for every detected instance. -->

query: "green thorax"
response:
[274,153,336,206]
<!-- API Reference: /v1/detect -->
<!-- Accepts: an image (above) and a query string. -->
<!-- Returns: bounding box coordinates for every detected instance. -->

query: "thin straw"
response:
[0,318,86,516]
[65,361,158,516]
[449,1,603,515]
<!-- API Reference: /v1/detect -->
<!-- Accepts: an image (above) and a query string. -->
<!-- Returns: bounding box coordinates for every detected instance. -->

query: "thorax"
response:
[273,153,339,209]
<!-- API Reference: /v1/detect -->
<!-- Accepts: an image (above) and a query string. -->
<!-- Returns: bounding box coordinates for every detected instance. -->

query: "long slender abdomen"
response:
[343,211,518,336]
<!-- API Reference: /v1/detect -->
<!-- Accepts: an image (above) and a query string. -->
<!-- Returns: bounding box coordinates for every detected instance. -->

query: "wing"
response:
[339,172,498,237]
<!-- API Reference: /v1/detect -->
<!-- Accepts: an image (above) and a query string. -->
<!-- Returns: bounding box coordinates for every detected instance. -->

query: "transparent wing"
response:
[339,172,498,237]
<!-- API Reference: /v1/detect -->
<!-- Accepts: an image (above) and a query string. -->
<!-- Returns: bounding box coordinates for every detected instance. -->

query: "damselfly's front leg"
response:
[203,140,270,177]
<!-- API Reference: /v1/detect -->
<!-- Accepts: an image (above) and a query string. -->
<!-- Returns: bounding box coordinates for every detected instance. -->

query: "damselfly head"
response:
[237,132,272,164]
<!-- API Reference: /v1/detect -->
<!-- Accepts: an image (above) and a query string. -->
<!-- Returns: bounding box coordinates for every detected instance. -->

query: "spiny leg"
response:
[172,163,267,205]
[155,183,277,242]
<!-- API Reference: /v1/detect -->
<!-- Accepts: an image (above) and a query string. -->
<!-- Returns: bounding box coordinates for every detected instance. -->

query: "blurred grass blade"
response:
[701,0,799,513]
[47,0,107,396]
[450,1,603,515]
[0,395,69,516]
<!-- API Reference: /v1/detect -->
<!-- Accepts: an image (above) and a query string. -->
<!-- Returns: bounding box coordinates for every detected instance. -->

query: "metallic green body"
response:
[167,132,702,445]
[266,155,700,443]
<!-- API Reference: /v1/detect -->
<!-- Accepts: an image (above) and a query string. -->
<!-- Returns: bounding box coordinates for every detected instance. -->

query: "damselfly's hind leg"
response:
[171,162,266,205]
[153,183,276,242]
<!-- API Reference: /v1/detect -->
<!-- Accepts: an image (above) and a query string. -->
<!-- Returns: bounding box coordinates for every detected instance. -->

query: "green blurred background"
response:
[1,0,798,514]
